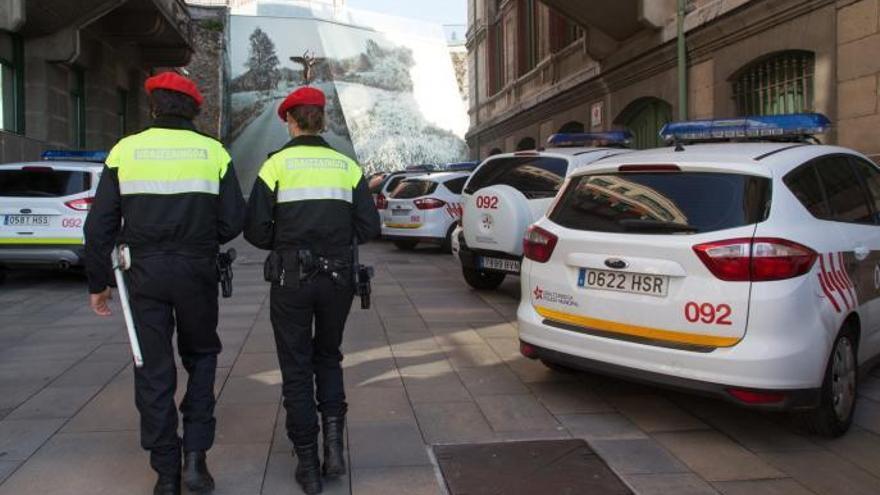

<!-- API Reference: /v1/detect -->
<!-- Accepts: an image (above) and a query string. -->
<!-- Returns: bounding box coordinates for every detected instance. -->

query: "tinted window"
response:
[443,177,467,195]
[390,179,438,199]
[464,157,567,198]
[383,175,409,194]
[549,172,770,234]
[784,164,829,217]
[0,169,91,197]
[851,157,880,224]
[814,156,873,224]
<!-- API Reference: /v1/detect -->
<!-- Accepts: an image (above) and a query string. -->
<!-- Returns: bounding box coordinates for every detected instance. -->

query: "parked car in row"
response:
[381,171,469,251]
[455,132,633,290]
[517,114,878,437]
[0,150,106,281]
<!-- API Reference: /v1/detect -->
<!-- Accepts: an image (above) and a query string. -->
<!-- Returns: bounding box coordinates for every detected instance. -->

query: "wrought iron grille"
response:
[732,51,815,116]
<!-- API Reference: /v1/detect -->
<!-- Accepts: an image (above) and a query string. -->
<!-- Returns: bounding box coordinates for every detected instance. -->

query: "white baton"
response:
[112,245,144,368]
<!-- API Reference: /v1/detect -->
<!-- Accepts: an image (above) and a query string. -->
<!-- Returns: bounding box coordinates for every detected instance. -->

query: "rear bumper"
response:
[523,340,820,411]
[457,235,521,274]
[517,302,825,411]
[381,221,447,242]
[0,245,85,267]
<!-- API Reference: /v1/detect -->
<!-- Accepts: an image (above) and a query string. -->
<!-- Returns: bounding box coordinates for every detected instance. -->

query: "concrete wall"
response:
[1,30,151,164]
[836,0,880,162]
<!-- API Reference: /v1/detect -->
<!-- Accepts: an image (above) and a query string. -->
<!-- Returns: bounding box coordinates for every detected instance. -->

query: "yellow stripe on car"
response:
[384,223,422,229]
[534,306,741,348]
[0,238,84,245]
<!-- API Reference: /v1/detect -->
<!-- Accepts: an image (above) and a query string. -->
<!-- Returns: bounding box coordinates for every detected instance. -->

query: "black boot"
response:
[183,451,215,494]
[153,474,181,495]
[294,443,323,495]
[322,416,346,478]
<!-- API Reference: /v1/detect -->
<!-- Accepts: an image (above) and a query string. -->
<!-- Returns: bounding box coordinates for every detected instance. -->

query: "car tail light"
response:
[523,225,558,263]
[520,341,539,359]
[413,198,446,210]
[693,238,817,282]
[65,197,94,211]
[618,164,681,172]
[376,193,388,210]
[727,388,785,405]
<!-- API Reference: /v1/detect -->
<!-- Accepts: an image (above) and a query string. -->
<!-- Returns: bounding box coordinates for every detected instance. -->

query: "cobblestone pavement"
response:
[2,239,880,494]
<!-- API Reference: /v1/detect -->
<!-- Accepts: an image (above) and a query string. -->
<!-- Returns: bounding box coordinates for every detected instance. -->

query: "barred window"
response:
[732,51,814,116]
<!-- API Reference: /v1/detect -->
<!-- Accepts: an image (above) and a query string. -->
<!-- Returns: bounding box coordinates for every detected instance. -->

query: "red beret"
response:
[144,72,204,107]
[278,87,326,121]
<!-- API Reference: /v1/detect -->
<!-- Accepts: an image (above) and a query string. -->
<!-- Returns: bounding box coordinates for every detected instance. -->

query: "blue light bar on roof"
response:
[547,131,633,148]
[41,150,109,162]
[444,161,479,172]
[659,113,831,143]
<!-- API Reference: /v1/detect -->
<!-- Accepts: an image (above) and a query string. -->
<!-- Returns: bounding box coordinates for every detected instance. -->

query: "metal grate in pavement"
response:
[434,440,632,495]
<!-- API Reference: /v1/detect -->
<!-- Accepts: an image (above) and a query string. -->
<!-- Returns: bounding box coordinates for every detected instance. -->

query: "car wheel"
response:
[797,328,858,438]
[441,226,456,253]
[462,267,505,290]
[394,240,418,251]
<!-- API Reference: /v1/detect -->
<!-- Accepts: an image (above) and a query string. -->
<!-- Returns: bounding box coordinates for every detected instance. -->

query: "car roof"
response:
[569,142,866,178]
[0,161,104,170]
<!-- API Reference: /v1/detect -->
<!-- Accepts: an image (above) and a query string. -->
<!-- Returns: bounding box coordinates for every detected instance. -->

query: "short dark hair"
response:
[150,89,200,120]
[288,105,325,133]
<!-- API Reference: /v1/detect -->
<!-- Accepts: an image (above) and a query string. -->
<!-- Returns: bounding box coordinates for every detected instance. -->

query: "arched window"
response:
[557,121,585,134]
[614,98,672,150]
[732,51,814,116]
[516,137,536,151]
[488,147,503,156]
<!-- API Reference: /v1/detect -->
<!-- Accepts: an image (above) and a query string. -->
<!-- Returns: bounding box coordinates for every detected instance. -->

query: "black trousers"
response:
[128,255,221,476]
[270,274,353,447]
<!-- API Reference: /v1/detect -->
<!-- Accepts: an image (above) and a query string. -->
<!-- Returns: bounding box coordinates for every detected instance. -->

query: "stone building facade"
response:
[466,0,880,163]
[0,0,193,164]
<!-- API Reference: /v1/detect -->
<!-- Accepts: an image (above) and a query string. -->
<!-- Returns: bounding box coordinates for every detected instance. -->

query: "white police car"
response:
[381,171,469,251]
[518,114,880,436]
[457,133,633,290]
[0,151,104,278]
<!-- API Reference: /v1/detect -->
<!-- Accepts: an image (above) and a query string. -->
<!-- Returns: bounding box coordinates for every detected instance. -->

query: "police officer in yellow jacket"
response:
[244,87,380,495]
[85,72,245,495]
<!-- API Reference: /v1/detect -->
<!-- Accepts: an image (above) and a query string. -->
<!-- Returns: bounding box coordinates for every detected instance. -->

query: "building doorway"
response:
[616,98,672,149]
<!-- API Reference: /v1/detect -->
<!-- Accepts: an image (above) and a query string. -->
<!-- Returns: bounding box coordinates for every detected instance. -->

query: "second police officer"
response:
[244,86,380,494]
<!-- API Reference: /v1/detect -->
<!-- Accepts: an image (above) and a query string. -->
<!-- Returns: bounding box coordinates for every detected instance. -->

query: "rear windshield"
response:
[549,172,771,234]
[383,175,409,194]
[0,169,91,198]
[464,157,567,199]
[390,179,438,199]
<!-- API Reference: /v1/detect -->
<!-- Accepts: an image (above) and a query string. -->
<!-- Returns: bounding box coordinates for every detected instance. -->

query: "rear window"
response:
[549,172,771,234]
[383,175,409,194]
[463,157,567,198]
[443,177,467,195]
[0,169,91,197]
[390,179,438,199]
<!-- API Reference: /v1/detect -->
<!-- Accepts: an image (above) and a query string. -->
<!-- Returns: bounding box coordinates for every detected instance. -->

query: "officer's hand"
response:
[90,288,113,316]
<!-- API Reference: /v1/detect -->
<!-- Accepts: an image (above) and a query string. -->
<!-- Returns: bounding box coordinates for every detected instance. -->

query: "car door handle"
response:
[854,246,870,261]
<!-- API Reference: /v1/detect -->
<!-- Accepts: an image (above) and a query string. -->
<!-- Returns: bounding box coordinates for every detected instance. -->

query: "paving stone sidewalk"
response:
[2,240,880,494]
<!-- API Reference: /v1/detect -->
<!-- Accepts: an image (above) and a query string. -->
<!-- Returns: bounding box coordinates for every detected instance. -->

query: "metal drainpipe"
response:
[677,0,687,121]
